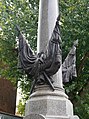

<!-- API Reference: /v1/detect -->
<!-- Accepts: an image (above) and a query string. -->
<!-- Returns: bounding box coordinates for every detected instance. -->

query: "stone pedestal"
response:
[24,86,79,119]
[24,0,80,118]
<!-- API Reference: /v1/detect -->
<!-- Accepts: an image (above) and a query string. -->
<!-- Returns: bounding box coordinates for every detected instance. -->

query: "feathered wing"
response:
[62,40,78,83]
[18,31,37,76]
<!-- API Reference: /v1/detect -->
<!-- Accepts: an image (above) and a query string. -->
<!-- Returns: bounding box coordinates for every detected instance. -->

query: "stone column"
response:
[24,0,80,119]
[37,0,59,52]
[37,0,63,89]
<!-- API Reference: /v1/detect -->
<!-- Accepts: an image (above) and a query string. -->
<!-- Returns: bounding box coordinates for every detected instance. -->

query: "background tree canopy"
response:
[0,0,89,118]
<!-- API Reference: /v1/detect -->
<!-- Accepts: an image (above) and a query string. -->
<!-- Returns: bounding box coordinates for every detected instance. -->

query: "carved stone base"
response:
[24,114,45,119]
[24,114,79,119]
[24,86,79,119]
[46,115,79,119]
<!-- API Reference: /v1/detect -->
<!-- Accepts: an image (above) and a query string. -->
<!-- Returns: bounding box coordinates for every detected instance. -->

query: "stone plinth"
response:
[37,0,63,90]
[24,114,45,119]
[24,86,79,119]
[24,0,80,118]
[46,115,79,119]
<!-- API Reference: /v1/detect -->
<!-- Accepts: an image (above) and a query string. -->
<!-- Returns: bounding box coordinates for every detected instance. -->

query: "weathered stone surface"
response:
[70,116,80,119]
[24,115,79,119]
[46,115,79,119]
[24,114,45,119]
[24,0,80,119]
[25,89,73,117]
[46,116,71,119]
[37,0,63,89]
[37,0,59,52]
[25,87,80,119]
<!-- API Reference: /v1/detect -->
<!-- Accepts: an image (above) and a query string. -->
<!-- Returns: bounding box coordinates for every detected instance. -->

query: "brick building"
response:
[0,78,17,114]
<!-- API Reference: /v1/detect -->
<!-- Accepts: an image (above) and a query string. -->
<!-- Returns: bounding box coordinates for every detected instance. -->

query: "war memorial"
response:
[16,0,80,119]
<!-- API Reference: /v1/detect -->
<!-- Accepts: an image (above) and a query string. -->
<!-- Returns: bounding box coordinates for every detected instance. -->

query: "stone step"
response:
[46,116,69,119]
[46,115,79,119]
[24,114,79,119]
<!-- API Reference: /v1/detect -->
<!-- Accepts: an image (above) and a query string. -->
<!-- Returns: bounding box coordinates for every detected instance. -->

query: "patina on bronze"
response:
[17,15,78,94]
[16,17,62,94]
[62,40,78,83]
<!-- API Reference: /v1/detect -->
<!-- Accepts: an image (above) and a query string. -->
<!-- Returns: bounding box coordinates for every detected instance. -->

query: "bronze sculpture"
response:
[62,40,78,83]
[16,17,78,94]
[17,17,62,94]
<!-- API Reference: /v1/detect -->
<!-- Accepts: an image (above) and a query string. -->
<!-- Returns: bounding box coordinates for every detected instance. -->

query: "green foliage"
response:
[0,0,39,84]
[0,0,89,118]
[0,0,39,115]
[60,0,89,118]
[17,99,25,116]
